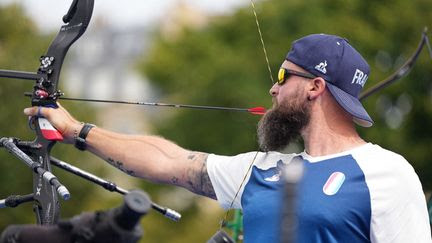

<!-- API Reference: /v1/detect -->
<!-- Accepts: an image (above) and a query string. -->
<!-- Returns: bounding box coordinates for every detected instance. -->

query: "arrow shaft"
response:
[58,97,252,113]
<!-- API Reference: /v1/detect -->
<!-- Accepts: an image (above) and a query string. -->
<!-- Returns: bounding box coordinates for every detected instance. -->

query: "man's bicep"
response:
[174,152,217,200]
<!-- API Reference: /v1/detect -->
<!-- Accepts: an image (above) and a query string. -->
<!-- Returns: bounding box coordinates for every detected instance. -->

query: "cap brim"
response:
[326,82,373,127]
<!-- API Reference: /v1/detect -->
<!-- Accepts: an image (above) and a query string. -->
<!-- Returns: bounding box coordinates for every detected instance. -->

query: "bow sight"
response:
[0,0,180,227]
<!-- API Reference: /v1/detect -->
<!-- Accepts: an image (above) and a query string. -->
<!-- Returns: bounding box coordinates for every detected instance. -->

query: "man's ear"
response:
[307,77,326,100]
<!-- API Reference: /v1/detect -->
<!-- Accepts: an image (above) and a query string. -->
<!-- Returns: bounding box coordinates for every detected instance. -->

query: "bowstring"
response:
[219,0,272,231]
[250,0,275,85]
[425,32,432,60]
[219,150,260,230]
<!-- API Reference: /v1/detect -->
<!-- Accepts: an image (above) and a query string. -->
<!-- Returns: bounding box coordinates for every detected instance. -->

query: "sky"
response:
[1,0,249,31]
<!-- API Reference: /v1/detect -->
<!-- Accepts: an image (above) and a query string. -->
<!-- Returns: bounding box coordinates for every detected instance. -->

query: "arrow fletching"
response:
[247,106,266,115]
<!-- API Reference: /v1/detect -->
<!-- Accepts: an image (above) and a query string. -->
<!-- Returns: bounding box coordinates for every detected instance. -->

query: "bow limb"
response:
[359,28,430,101]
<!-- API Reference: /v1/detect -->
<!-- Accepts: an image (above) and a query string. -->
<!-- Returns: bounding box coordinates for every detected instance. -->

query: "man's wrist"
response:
[74,123,95,151]
[72,122,84,141]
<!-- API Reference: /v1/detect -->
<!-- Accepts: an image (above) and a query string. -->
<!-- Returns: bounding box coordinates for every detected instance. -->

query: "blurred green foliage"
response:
[1,0,431,242]
[141,0,432,191]
[141,0,432,239]
[0,3,50,227]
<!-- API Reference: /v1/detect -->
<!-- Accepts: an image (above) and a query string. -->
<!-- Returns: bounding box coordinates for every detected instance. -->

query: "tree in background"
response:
[141,0,432,187]
[140,0,432,240]
[0,3,52,227]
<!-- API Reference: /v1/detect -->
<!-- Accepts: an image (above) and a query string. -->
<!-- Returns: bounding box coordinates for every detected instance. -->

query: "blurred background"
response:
[0,0,431,242]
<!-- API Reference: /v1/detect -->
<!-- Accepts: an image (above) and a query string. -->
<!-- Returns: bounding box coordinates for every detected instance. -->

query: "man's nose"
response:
[269,83,279,97]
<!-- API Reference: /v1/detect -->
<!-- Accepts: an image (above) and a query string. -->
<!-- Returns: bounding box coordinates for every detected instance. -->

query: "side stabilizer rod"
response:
[50,156,181,221]
[0,138,70,200]
[0,194,34,208]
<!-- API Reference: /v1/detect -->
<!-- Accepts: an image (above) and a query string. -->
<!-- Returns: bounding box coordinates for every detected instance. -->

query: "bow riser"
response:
[27,0,94,225]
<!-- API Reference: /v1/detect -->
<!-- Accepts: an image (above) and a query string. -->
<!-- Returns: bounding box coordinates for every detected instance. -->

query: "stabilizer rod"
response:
[0,194,34,208]
[0,138,70,200]
[0,70,42,81]
[50,156,181,221]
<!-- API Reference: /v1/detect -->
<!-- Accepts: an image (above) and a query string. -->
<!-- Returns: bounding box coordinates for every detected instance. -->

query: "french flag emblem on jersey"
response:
[38,118,63,141]
[323,172,345,196]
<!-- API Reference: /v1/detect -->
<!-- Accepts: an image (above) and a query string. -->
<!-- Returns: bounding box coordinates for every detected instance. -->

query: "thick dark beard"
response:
[257,98,310,152]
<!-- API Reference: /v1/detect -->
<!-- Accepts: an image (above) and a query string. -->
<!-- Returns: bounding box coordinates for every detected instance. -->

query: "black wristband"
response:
[74,123,95,151]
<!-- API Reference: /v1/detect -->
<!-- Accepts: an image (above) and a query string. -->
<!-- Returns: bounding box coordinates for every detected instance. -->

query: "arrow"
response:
[24,93,267,115]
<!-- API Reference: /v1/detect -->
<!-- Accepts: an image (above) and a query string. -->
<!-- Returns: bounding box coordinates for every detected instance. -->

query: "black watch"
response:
[75,123,95,151]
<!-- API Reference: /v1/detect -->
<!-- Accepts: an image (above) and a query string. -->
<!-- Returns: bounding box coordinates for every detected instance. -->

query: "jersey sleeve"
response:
[353,145,432,242]
[206,152,263,209]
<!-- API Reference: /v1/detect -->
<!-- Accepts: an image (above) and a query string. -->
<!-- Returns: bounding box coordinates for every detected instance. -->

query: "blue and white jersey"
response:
[206,143,431,243]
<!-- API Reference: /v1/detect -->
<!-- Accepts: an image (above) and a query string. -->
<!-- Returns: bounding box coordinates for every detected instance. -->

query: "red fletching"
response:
[247,107,266,115]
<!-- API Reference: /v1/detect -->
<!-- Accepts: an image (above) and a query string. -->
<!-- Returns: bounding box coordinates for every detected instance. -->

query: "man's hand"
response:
[23,103,83,144]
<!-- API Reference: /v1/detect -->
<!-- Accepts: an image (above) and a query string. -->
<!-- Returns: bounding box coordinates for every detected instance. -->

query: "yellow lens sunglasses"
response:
[277,68,317,85]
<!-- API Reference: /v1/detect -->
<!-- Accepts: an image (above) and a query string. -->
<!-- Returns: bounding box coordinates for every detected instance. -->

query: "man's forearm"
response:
[85,127,188,182]
[83,127,216,199]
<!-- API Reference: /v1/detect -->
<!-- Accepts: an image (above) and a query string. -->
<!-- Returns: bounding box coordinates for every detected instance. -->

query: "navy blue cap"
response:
[286,34,373,127]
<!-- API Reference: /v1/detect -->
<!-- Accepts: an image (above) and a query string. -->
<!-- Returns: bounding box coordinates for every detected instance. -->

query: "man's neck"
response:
[301,118,366,157]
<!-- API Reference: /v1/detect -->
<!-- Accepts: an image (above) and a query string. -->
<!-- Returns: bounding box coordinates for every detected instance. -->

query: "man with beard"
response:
[24,34,431,242]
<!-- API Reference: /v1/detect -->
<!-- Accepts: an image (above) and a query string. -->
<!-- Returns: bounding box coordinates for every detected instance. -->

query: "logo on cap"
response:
[314,60,327,74]
[351,69,368,87]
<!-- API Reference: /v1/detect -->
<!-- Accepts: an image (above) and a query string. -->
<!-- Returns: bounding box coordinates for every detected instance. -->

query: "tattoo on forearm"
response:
[107,157,135,176]
[185,152,216,199]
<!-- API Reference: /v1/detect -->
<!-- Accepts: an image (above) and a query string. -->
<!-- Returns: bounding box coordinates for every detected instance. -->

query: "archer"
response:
[24,34,431,242]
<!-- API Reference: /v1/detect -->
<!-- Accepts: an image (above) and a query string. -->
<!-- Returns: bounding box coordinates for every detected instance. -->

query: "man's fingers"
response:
[23,107,37,116]
[23,106,47,117]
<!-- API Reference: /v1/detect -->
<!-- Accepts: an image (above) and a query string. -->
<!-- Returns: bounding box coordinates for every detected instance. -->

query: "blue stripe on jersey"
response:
[241,160,285,243]
[298,155,371,243]
[241,155,371,243]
